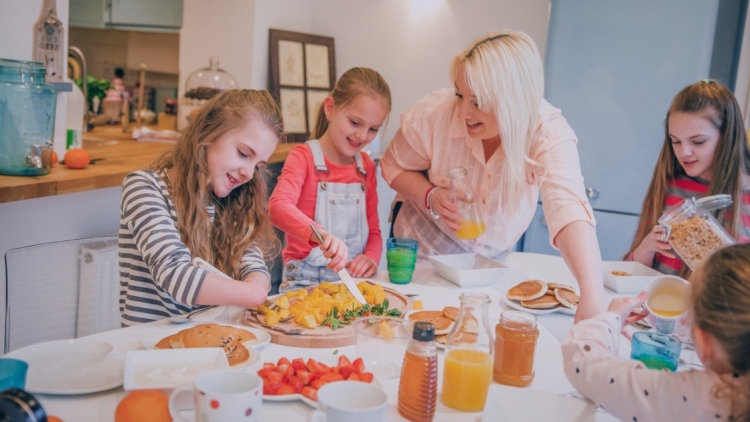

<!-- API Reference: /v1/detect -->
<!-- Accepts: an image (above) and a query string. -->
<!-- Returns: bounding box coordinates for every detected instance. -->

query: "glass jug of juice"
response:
[441,292,494,412]
[493,310,539,387]
[448,167,486,240]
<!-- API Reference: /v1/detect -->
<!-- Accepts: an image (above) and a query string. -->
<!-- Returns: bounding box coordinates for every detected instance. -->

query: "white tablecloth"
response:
[20,252,696,421]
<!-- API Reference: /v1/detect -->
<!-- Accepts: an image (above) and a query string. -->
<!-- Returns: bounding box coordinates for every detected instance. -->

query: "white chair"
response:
[4,236,120,353]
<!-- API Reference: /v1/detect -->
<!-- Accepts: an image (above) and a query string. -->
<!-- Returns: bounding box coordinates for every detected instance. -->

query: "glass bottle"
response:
[493,310,539,387]
[0,59,56,176]
[440,292,494,412]
[32,0,64,83]
[448,167,486,241]
[398,321,438,422]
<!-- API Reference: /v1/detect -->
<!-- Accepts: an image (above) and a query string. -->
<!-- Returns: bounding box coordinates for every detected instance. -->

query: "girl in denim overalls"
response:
[269,68,391,293]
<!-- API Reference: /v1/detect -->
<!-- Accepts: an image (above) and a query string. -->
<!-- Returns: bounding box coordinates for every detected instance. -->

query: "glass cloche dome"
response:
[182,56,238,119]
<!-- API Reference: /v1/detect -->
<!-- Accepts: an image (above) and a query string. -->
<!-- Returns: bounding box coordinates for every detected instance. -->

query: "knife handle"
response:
[310,224,325,245]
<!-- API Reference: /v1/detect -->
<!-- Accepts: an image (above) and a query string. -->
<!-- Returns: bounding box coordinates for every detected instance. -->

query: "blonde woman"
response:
[380,29,606,320]
[119,89,283,326]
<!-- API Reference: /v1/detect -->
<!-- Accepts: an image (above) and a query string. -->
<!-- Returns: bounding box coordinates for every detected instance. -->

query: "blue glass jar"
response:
[0,59,57,176]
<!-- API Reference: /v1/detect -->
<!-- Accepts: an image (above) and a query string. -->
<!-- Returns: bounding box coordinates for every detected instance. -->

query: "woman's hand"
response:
[346,254,378,278]
[430,188,462,231]
[607,291,648,329]
[317,229,349,272]
[632,225,675,265]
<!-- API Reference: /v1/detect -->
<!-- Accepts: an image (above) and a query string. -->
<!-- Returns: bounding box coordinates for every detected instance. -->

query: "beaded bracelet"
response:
[426,186,441,219]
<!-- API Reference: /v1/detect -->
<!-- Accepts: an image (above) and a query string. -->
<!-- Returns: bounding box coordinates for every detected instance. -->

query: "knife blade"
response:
[309,224,368,305]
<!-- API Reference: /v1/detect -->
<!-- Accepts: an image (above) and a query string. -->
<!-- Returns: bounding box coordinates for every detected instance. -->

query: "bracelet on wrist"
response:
[426,186,441,220]
[424,185,438,210]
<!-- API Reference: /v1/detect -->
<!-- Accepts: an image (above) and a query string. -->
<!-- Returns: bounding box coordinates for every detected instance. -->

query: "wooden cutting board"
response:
[243,282,412,348]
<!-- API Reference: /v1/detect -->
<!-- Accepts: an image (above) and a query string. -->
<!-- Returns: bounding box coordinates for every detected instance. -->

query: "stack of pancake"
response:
[155,323,256,366]
[407,306,477,345]
[506,280,579,310]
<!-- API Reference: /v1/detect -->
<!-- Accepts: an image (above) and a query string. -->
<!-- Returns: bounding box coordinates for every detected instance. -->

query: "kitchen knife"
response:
[309,224,368,305]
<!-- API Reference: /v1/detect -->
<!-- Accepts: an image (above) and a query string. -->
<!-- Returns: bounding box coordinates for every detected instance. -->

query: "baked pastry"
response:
[157,323,256,366]
[555,289,580,309]
[155,334,178,349]
[408,310,454,334]
[520,295,560,309]
[507,280,548,301]
[547,283,575,292]
[442,306,459,321]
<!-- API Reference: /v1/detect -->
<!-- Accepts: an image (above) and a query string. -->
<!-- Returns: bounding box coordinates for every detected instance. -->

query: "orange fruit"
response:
[47,417,64,422]
[51,150,58,167]
[64,148,90,169]
[115,390,171,422]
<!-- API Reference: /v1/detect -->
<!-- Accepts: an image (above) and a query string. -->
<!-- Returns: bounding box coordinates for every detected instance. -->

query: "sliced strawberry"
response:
[292,359,308,373]
[263,380,282,395]
[277,357,293,367]
[338,365,355,380]
[262,362,276,370]
[352,357,365,373]
[278,364,294,380]
[276,383,297,395]
[307,359,329,374]
[310,379,328,390]
[359,372,374,383]
[258,369,284,384]
[297,370,316,386]
[287,376,304,393]
[347,372,361,381]
[318,372,345,383]
[301,386,318,402]
[337,355,352,368]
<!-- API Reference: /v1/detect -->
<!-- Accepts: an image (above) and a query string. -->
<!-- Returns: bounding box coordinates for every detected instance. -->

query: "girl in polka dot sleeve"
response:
[563,243,750,421]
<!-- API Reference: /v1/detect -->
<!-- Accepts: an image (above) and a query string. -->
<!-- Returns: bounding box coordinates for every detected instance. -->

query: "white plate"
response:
[428,253,510,287]
[263,377,383,408]
[139,324,271,351]
[124,348,230,392]
[5,339,123,395]
[602,261,663,293]
[501,292,576,316]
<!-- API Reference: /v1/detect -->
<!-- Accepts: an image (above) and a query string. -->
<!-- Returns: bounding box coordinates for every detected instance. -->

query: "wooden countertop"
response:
[0,125,298,204]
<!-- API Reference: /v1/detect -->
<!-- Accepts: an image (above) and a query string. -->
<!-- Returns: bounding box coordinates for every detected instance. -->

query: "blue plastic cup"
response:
[386,238,419,284]
[630,331,681,371]
[0,359,28,390]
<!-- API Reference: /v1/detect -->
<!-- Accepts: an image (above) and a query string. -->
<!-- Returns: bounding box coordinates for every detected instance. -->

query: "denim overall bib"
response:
[279,139,369,293]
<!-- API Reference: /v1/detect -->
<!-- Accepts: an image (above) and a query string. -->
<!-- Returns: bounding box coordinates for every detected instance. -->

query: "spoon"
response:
[169,305,217,324]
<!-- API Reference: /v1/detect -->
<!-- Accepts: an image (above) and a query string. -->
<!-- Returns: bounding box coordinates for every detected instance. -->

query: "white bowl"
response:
[428,253,509,287]
[602,261,663,293]
[124,348,230,393]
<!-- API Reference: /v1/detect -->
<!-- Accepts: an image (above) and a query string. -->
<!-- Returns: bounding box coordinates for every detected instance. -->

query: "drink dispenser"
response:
[0,59,57,176]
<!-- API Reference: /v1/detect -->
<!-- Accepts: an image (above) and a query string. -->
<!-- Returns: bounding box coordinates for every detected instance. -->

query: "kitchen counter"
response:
[0,125,299,204]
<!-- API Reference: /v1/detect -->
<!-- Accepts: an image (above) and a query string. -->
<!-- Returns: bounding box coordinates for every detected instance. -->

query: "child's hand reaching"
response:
[316,229,349,272]
[346,255,377,278]
[607,291,649,329]
[632,225,675,265]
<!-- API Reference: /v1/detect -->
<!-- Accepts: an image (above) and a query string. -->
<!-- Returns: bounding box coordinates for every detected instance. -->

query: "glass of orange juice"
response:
[448,167,486,242]
[440,292,493,412]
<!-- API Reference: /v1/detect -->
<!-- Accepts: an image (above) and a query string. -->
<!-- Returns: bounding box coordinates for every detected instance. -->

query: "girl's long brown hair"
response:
[626,80,750,275]
[153,89,283,278]
[310,67,391,140]
[690,244,750,421]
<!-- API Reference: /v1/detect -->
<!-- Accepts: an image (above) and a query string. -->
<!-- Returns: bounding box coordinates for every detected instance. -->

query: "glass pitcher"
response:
[448,166,486,240]
[440,292,494,412]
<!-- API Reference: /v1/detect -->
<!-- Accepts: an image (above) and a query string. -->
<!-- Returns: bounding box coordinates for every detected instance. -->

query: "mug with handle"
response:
[169,368,262,422]
[643,275,691,337]
[308,381,388,422]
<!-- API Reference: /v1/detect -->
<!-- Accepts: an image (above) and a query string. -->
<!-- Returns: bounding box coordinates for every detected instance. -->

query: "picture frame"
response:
[269,29,336,143]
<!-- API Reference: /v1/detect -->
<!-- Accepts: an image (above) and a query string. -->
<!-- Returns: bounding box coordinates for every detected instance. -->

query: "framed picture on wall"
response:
[269,29,336,143]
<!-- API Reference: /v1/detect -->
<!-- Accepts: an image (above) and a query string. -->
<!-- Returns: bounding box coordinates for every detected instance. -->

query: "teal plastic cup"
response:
[630,331,681,371]
[386,238,418,284]
[0,358,28,390]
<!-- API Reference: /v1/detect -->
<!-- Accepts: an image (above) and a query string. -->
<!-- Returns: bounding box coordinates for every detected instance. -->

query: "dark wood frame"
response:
[269,29,336,143]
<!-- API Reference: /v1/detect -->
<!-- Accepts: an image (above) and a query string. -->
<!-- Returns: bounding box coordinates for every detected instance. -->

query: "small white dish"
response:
[5,339,123,395]
[428,253,509,287]
[139,324,271,351]
[124,348,230,393]
[602,261,663,293]
[501,292,576,316]
[262,377,383,408]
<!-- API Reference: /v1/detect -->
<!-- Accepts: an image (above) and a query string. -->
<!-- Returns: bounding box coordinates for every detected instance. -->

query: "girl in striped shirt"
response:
[627,80,750,277]
[119,90,283,326]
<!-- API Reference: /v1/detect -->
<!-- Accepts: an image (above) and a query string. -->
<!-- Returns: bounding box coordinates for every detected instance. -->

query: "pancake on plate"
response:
[520,295,561,309]
[547,283,576,292]
[157,323,257,366]
[555,289,580,309]
[507,280,548,301]
[408,310,453,335]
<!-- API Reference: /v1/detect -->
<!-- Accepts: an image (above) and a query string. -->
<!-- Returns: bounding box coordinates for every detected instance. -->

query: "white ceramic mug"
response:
[643,275,690,337]
[169,368,262,422]
[308,381,388,422]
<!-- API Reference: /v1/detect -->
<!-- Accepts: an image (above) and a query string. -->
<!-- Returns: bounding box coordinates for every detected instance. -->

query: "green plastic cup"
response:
[386,238,418,284]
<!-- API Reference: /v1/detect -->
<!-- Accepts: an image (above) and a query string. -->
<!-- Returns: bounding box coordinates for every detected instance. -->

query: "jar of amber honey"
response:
[493,310,539,387]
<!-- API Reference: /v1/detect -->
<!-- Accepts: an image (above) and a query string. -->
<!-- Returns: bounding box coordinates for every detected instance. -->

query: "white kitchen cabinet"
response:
[69,0,182,32]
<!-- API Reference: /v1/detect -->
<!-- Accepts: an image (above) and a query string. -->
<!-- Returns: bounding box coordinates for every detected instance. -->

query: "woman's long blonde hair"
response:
[690,244,750,421]
[153,89,283,278]
[451,29,544,209]
[310,67,391,140]
[626,80,750,274]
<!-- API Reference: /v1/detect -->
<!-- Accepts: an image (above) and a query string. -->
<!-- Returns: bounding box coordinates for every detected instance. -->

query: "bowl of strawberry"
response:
[258,355,375,406]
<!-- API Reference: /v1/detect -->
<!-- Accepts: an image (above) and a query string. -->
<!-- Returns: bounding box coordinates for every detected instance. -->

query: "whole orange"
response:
[47,417,64,422]
[64,148,90,169]
[115,390,171,422]
[51,150,58,167]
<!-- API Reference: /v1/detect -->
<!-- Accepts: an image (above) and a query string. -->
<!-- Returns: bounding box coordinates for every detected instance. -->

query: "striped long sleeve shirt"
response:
[118,169,269,326]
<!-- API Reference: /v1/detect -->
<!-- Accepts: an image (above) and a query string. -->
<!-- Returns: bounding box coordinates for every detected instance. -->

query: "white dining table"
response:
[16,252,699,421]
